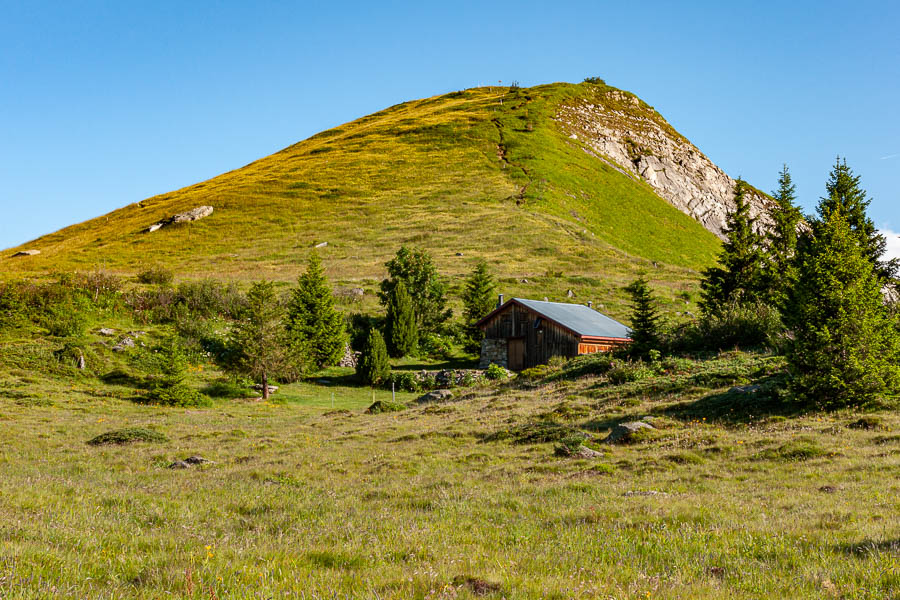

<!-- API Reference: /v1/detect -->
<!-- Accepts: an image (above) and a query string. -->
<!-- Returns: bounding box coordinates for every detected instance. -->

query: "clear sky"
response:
[2,1,898,252]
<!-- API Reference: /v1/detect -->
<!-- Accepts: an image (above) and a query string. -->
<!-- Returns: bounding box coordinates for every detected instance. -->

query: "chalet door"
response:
[508,338,525,371]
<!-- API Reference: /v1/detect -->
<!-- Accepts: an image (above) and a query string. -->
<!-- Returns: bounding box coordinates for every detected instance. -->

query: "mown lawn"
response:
[1,351,897,599]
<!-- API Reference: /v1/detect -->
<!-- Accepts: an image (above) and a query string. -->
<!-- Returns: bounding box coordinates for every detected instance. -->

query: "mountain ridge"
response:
[2,81,762,314]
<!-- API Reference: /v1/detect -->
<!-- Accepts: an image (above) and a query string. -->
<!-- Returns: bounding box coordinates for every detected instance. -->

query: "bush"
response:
[87,428,168,445]
[386,371,420,393]
[418,332,452,360]
[42,298,90,338]
[583,76,606,85]
[484,363,509,380]
[607,359,655,384]
[137,266,175,286]
[485,421,585,445]
[357,329,390,386]
[76,269,122,304]
[665,302,782,352]
[176,279,245,319]
[366,400,406,414]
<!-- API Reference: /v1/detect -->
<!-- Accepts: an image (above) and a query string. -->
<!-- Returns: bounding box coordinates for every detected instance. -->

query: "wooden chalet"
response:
[476,297,631,370]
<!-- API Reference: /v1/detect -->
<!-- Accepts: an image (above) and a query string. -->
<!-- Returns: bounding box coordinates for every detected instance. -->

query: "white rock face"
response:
[555,93,773,239]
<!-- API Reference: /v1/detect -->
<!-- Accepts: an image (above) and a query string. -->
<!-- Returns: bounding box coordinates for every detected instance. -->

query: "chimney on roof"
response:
[497,294,504,308]
[587,301,593,308]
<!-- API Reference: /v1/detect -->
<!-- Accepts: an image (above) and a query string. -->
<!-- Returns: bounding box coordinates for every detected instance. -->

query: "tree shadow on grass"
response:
[837,539,900,557]
[581,374,806,430]
[657,374,805,425]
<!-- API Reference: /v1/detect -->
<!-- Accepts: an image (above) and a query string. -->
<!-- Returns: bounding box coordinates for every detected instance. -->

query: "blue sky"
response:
[2,1,898,253]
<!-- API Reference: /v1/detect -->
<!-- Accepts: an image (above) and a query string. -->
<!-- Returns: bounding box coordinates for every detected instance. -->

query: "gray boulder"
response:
[252,383,279,395]
[98,328,116,336]
[416,389,454,404]
[12,250,40,257]
[112,337,135,352]
[603,421,655,444]
[147,206,213,232]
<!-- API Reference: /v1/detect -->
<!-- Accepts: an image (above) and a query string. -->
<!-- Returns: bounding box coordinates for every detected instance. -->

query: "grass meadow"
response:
[1,350,898,599]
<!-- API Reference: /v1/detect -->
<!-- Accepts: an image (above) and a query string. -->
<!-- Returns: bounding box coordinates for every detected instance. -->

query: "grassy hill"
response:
[2,82,721,320]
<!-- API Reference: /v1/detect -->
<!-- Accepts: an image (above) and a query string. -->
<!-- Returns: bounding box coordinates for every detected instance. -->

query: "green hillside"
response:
[3,82,720,315]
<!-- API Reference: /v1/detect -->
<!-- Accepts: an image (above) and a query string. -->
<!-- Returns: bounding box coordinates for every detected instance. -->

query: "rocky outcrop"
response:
[11,250,40,257]
[147,206,213,233]
[556,91,774,238]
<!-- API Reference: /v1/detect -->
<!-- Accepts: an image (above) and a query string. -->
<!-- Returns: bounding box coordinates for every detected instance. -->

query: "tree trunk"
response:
[262,372,269,400]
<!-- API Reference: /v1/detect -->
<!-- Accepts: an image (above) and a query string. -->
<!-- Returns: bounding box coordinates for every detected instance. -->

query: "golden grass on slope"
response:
[2,83,721,315]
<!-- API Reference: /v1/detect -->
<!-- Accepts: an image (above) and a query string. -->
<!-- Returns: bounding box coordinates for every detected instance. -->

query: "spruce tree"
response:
[379,246,450,333]
[699,179,766,315]
[625,275,661,357]
[287,252,347,369]
[461,261,497,352]
[385,280,417,358]
[228,281,295,400]
[762,165,803,304]
[819,157,896,280]
[356,328,390,386]
[783,209,900,408]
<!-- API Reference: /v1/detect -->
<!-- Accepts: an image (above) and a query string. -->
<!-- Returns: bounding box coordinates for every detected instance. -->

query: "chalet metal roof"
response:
[478,298,632,339]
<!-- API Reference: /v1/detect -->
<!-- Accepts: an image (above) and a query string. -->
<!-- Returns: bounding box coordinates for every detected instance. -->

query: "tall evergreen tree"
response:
[356,328,390,386]
[699,179,766,315]
[818,157,896,280]
[762,165,803,304]
[783,208,900,407]
[379,246,451,333]
[461,261,497,352]
[287,252,347,369]
[228,281,295,400]
[385,280,417,358]
[624,275,661,357]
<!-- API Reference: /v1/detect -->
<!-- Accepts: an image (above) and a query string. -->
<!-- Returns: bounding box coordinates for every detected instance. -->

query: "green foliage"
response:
[386,371,420,393]
[384,280,417,358]
[87,428,168,446]
[625,274,660,356]
[136,266,175,286]
[142,339,210,407]
[484,363,509,380]
[666,302,782,352]
[607,359,655,384]
[417,332,453,360]
[461,261,497,352]
[227,281,297,398]
[379,247,450,333]
[700,180,766,315]
[0,282,27,329]
[203,376,254,398]
[784,208,900,408]
[761,165,802,304]
[287,252,347,368]
[583,76,606,85]
[356,328,390,386]
[366,399,406,414]
[42,297,90,338]
[818,157,895,280]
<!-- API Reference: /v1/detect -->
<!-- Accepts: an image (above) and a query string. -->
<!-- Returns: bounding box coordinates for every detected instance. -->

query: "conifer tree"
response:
[287,252,347,369]
[625,275,661,357]
[356,328,390,386]
[818,157,896,280]
[385,280,417,358]
[461,261,497,351]
[784,208,900,407]
[229,281,294,400]
[379,246,450,333]
[699,179,766,315]
[762,165,803,304]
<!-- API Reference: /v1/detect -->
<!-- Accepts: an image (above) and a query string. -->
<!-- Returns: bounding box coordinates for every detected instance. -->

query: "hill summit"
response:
[4,81,767,297]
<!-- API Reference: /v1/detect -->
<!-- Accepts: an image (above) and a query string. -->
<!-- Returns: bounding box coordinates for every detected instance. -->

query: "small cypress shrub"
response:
[384,281,417,358]
[357,328,390,386]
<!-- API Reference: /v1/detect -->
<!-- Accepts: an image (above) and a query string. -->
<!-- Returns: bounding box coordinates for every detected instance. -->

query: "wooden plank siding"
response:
[480,303,580,369]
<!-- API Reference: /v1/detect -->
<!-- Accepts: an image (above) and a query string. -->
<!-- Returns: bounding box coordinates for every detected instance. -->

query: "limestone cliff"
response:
[555,90,773,239]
